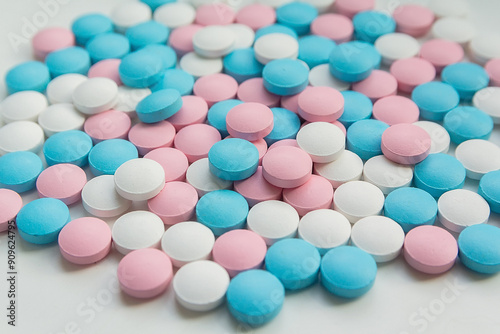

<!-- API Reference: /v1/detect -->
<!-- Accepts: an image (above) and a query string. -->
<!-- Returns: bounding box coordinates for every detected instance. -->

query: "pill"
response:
[352,69,397,102]
[206,99,242,137]
[296,122,345,163]
[297,86,344,123]
[0,151,42,193]
[128,120,176,156]
[262,145,312,188]
[255,23,298,40]
[110,1,152,33]
[485,59,500,87]
[0,121,43,155]
[225,102,273,141]
[125,21,170,51]
[135,88,182,123]
[46,73,88,104]
[479,170,500,214]
[0,189,22,232]
[443,106,493,144]
[0,90,47,123]
[16,198,70,244]
[114,88,150,119]
[232,166,281,206]
[32,27,75,60]
[36,163,87,205]
[337,91,372,128]
[298,35,335,69]
[207,138,257,181]
[185,158,232,197]
[362,155,413,194]
[276,2,318,35]
[174,123,222,163]
[154,2,196,28]
[117,248,172,298]
[455,139,500,180]
[168,24,203,56]
[151,70,194,97]
[393,4,434,37]
[223,48,264,84]
[193,73,238,108]
[441,62,489,101]
[469,33,500,65]
[279,87,310,114]
[72,77,118,115]
[192,25,236,58]
[372,96,419,125]
[473,87,500,124]
[333,180,385,223]
[84,110,131,143]
[264,107,300,145]
[328,41,375,82]
[254,33,299,65]
[45,46,91,78]
[71,13,113,46]
[237,78,281,107]
[195,3,235,26]
[118,49,164,88]
[143,147,188,183]
[308,64,350,91]
[141,44,177,73]
[458,224,500,274]
[313,149,363,188]
[403,225,458,275]
[43,130,93,167]
[438,189,490,233]
[353,10,395,44]
[429,0,468,18]
[81,175,131,217]
[411,81,459,121]
[431,17,475,45]
[311,13,353,43]
[389,57,436,93]
[148,181,198,225]
[236,4,276,31]
[5,61,51,94]
[283,174,333,216]
[88,139,138,176]
[179,52,223,78]
[413,121,450,154]
[86,33,130,64]
[58,217,112,265]
[224,24,256,50]
[419,38,464,73]
[262,58,309,96]
[381,123,431,165]
[374,33,420,66]
[346,119,388,160]
[113,158,165,201]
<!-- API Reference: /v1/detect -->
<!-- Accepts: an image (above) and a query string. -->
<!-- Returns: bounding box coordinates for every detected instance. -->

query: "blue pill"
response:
[135,88,182,123]
[126,21,170,50]
[264,107,301,145]
[151,68,194,95]
[16,198,71,244]
[71,13,114,46]
[413,153,466,198]
[45,46,91,78]
[0,151,43,193]
[223,48,264,83]
[338,90,373,128]
[142,44,177,71]
[441,62,489,101]
[329,41,376,82]
[263,59,309,96]
[384,187,438,233]
[5,61,51,94]
[207,99,244,137]
[443,106,494,144]
[226,269,285,326]
[86,32,130,63]
[478,170,500,214]
[43,130,93,167]
[353,11,396,43]
[265,238,321,290]
[276,2,318,35]
[320,246,377,298]
[140,0,175,11]
[196,189,249,236]
[298,35,336,69]
[255,24,298,40]
[346,119,389,160]
[208,138,259,181]
[88,139,139,176]
[458,224,500,274]
[411,81,460,121]
[119,48,165,88]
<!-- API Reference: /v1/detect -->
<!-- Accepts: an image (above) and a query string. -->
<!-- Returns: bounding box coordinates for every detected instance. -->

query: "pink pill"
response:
[36,164,87,205]
[352,70,397,102]
[403,225,458,275]
[390,57,436,93]
[212,229,267,277]
[372,95,420,125]
[381,123,431,165]
[235,4,276,31]
[393,4,434,37]
[117,248,173,299]
[234,166,282,206]
[167,95,208,131]
[283,175,333,217]
[193,73,238,107]
[32,27,75,60]
[485,58,500,87]
[144,147,189,182]
[84,109,131,143]
[174,123,221,163]
[226,102,274,141]
[58,217,112,265]
[168,24,203,56]
[335,0,375,18]
[419,39,464,73]
[0,189,22,232]
[195,3,235,26]
[268,139,300,150]
[148,181,198,225]
[262,145,313,188]
[280,86,313,114]
[298,86,344,122]
[237,78,280,108]
[88,59,122,85]
[128,121,176,156]
[311,13,353,43]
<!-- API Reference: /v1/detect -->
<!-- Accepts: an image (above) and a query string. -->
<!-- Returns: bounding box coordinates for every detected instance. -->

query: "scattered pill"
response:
[179,52,223,78]
[43,130,93,167]
[372,95,419,125]
[469,33,500,65]
[333,180,385,224]
[298,35,336,69]
[362,155,413,195]
[313,150,363,188]
[136,88,182,123]
[154,2,195,28]
[84,110,131,143]
[144,147,189,183]
[419,38,464,73]
[45,46,91,78]
[381,123,431,165]
[353,10,395,43]
[276,2,318,35]
[473,87,500,124]
[237,77,281,107]
[455,139,500,180]
[329,41,375,82]
[72,77,118,115]
[443,106,493,144]
[263,58,309,96]
[151,69,194,96]
[128,121,176,156]
[438,189,490,233]
[71,13,113,46]
[374,33,420,66]
[193,25,236,58]
[0,121,44,155]
[186,158,233,197]
[87,58,122,86]
[485,59,500,87]
[32,27,75,60]
[283,174,333,216]
[334,0,375,18]
[46,73,88,104]
[193,73,238,107]
[255,23,298,40]
[296,122,345,163]
[352,69,398,102]
[118,49,164,88]
[441,62,489,101]
[36,163,87,205]
[5,61,51,94]
[208,138,258,181]
[308,64,350,90]
[311,13,353,43]
[195,3,235,26]
[338,91,372,128]
[86,33,130,64]
[235,3,276,31]
[148,181,198,225]
[0,189,22,232]
[126,21,170,51]
[389,57,436,93]
[254,33,299,65]
[411,81,459,121]
[168,24,203,56]
[0,90,47,123]
[88,139,138,176]
[81,175,131,218]
[262,145,312,188]
[175,123,222,163]
[110,1,152,33]
[346,119,388,160]
[413,121,450,154]
[458,224,500,274]
[393,4,434,37]
[113,158,165,201]
[478,170,500,214]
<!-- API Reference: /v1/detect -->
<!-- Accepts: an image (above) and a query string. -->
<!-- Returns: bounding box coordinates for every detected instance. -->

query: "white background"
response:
[1,0,500,334]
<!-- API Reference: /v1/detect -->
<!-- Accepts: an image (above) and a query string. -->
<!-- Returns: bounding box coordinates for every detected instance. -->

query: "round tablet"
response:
[485,59,500,87]
[237,78,281,107]
[275,2,318,35]
[125,21,170,50]
[334,0,374,18]
[0,121,44,155]
[0,91,47,123]
[441,62,489,101]
[207,138,259,181]
[168,24,203,56]
[419,38,464,73]
[262,145,313,188]
[143,147,188,183]
[153,2,195,28]
[43,130,93,167]
[254,33,299,65]
[113,158,165,201]
[192,25,235,58]
[363,155,413,194]
[262,58,309,96]
[429,0,468,18]
[195,3,235,26]
[313,150,363,188]
[46,73,88,104]
[235,4,276,31]
[479,170,500,214]
[38,104,85,138]
[45,46,91,78]
[458,224,500,274]
[179,52,223,78]
[389,57,436,93]
[473,87,500,124]
[457,140,500,180]
[353,10,395,43]
[443,106,493,144]
[72,77,118,115]
[297,86,343,123]
[88,59,122,85]
[283,174,333,216]
[296,122,345,163]
[413,121,450,154]
[352,70,397,102]
[225,103,273,141]
[311,13,353,43]
[110,1,152,33]
[84,110,131,143]
[88,139,138,176]
[135,89,182,123]
[207,99,243,137]
[432,17,475,45]
[264,107,300,145]
[469,33,500,65]
[71,13,113,46]
[372,96,419,125]
[32,27,75,60]
[438,189,490,233]
[58,217,112,265]
[193,74,238,108]
[233,166,282,207]
[151,69,194,97]
[118,49,164,88]
[36,164,87,205]
[162,95,207,131]
[411,81,459,121]
[148,182,198,225]
[174,124,221,163]
[85,33,130,63]
[403,225,458,275]
[328,41,375,83]
[298,35,335,69]
[128,121,176,156]
[5,61,50,94]
[16,198,70,244]
[338,91,373,128]
[381,123,431,165]
[223,48,263,84]
[81,175,131,217]
[185,158,233,197]
[308,64,350,91]
[346,119,389,160]
[333,180,385,223]
[117,248,172,299]
[0,189,22,232]
[393,4,434,37]
[374,33,420,66]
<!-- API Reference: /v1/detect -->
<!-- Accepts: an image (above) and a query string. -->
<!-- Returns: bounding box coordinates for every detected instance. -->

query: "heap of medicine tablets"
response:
[1,0,500,327]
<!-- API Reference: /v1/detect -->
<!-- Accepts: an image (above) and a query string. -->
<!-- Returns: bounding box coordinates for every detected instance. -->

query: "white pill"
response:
[38,103,86,137]
[313,150,363,188]
[374,33,420,66]
[193,25,236,58]
[455,139,500,180]
[350,216,405,263]
[114,158,165,201]
[154,2,196,28]
[185,158,233,197]
[429,0,468,18]
[82,175,131,218]
[46,73,88,104]
[309,64,350,90]
[298,209,351,255]
[438,189,490,233]
[362,155,413,195]
[469,33,500,65]
[227,24,255,50]
[473,87,500,124]
[161,221,215,267]
[0,91,47,123]
[115,86,151,118]
[254,33,299,65]
[413,121,450,154]
[247,200,299,245]
[110,0,152,33]
[72,77,119,115]
[431,17,476,45]
[179,52,223,78]
[112,210,165,255]
[333,180,385,224]
[0,121,44,155]
[173,260,230,312]
[297,122,345,163]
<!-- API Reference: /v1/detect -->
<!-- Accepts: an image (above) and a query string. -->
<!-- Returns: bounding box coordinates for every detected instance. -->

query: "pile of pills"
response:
[1,0,500,328]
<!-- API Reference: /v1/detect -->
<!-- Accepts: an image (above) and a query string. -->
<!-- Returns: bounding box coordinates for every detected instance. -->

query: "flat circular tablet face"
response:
[81,175,131,218]
[179,52,223,78]
[469,33,500,65]
[0,152,42,193]
[152,69,194,97]
[455,139,500,180]
[235,3,276,31]
[283,174,333,216]
[328,41,375,83]
[403,225,458,275]
[36,164,87,205]
[353,10,395,43]
[225,102,274,141]
[173,123,222,162]
[276,2,318,35]
[117,248,172,299]
[113,158,165,201]
[154,2,195,28]
[148,182,198,225]
[1,91,47,123]
[443,106,493,144]
[5,61,51,94]
[86,32,130,63]
[346,119,388,160]
[223,48,264,84]
[254,33,299,65]
[389,57,436,93]
[308,64,351,90]
[441,62,489,101]
[419,38,464,73]
[208,138,259,181]
[32,27,75,60]
[264,107,300,145]
[128,121,176,156]
[58,217,112,265]
[118,49,164,88]
[0,121,44,155]
[311,13,353,43]
[88,59,122,85]
[473,87,500,124]
[297,86,344,123]
[185,158,232,197]
[43,130,93,167]
[84,110,131,143]
[333,181,385,223]
[413,121,450,154]
[298,34,335,69]
[236,78,280,107]
[374,33,420,66]
[46,73,88,104]
[313,150,363,188]
[411,81,459,121]
[0,189,22,232]
[88,139,139,176]
[352,70,398,102]
[458,224,500,274]
[143,147,188,183]
[263,58,309,96]
[479,170,500,214]
[381,123,431,165]
[296,122,345,163]
[363,155,413,195]
[135,88,182,124]
[233,166,281,206]
[38,104,86,137]
[110,0,152,33]
[168,24,203,56]
[72,77,119,115]
[393,4,434,37]
[193,25,236,58]
[71,13,113,45]
[125,21,170,50]
[432,17,475,45]
[45,46,91,78]
[372,95,419,125]
[262,145,313,188]
[351,216,405,263]
[438,189,490,233]
[338,90,373,128]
